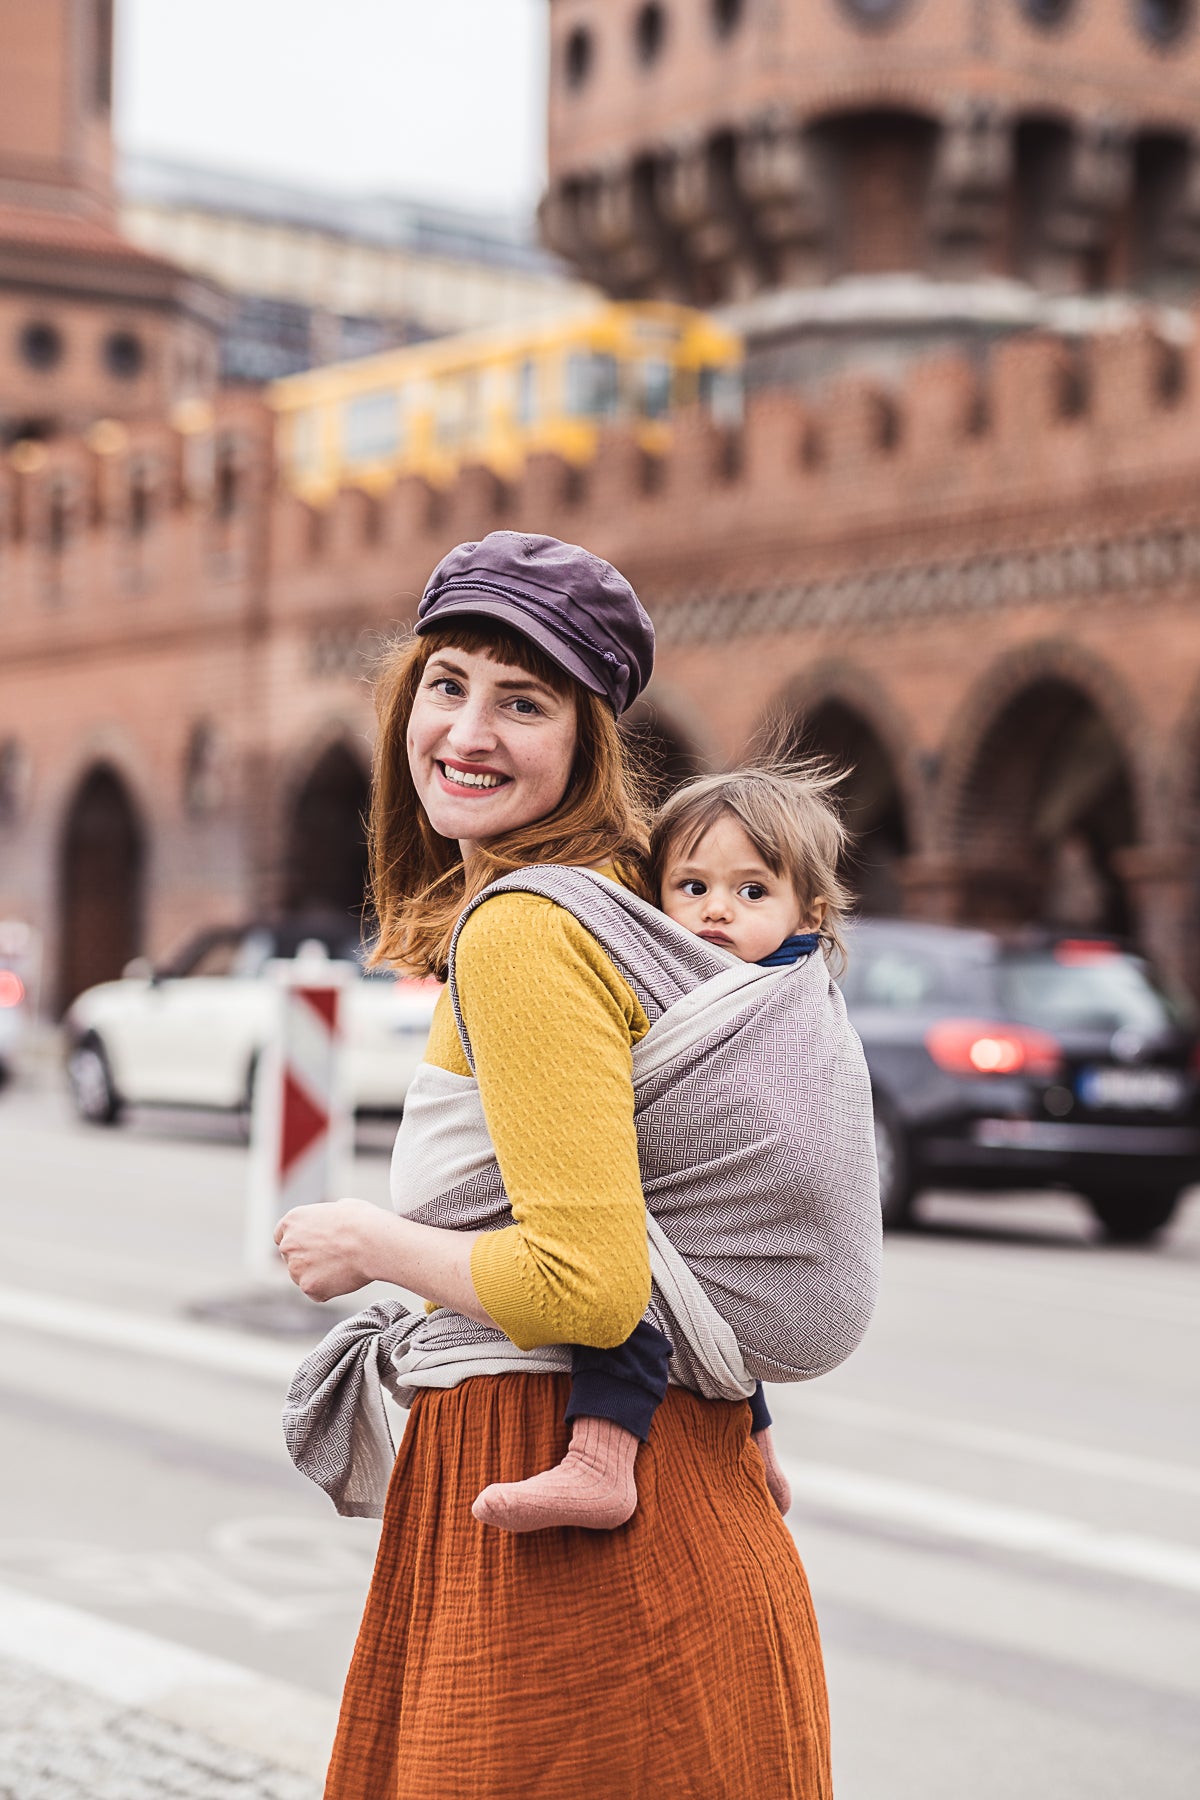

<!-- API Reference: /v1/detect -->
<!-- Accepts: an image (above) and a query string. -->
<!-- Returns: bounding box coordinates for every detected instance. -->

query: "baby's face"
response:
[659,813,808,964]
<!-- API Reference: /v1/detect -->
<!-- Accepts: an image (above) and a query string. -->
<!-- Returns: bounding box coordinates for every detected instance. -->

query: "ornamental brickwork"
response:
[8,0,1200,1014]
[6,314,1200,1005]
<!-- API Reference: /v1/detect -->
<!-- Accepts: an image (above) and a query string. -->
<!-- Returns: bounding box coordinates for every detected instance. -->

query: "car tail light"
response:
[0,970,25,1008]
[1053,939,1119,966]
[925,1018,1062,1079]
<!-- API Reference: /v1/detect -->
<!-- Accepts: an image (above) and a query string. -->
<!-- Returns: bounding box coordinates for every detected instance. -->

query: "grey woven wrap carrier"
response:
[284,867,881,1517]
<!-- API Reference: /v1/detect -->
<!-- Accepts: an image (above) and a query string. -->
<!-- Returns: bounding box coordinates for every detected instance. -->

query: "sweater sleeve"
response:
[455,890,652,1353]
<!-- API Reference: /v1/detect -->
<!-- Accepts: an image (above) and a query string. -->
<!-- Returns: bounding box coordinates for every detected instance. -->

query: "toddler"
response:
[472,764,851,1534]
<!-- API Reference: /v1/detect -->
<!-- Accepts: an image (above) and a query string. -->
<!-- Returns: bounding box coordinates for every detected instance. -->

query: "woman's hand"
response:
[273,1197,384,1302]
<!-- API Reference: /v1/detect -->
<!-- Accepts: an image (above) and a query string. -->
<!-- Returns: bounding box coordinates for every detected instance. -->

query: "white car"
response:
[64,922,439,1125]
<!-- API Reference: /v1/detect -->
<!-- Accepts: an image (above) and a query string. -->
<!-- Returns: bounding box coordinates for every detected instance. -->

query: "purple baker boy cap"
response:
[415,531,655,716]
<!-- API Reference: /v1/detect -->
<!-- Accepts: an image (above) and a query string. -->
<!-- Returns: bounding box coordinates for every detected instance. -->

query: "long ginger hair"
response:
[368,620,651,976]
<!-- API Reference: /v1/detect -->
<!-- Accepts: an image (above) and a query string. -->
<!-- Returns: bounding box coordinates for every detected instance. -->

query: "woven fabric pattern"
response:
[285,866,881,1515]
[446,866,882,1384]
[322,1375,832,1800]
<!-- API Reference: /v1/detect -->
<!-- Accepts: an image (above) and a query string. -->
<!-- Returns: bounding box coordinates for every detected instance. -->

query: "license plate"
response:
[1076,1066,1187,1111]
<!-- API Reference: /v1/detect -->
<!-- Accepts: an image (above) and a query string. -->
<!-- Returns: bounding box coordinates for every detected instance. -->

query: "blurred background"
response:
[1,4,1199,1797]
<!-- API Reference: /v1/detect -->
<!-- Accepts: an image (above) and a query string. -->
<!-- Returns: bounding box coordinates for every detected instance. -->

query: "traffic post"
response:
[244,943,352,1283]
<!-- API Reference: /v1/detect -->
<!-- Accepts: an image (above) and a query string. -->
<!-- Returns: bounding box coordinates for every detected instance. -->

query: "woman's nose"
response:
[445,700,497,755]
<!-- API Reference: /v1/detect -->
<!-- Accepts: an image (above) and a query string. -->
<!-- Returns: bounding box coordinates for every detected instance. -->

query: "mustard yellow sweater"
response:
[423,886,651,1353]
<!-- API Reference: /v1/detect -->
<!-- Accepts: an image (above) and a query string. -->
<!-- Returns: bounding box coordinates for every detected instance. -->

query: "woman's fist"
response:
[273,1197,382,1302]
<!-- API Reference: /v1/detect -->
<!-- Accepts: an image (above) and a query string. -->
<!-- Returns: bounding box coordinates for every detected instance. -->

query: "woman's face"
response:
[407,642,579,860]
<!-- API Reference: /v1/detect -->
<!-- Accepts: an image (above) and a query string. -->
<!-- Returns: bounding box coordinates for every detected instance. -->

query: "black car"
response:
[840,919,1200,1242]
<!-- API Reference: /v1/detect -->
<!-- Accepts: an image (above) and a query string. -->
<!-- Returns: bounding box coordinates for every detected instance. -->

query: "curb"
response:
[0,1580,338,1781]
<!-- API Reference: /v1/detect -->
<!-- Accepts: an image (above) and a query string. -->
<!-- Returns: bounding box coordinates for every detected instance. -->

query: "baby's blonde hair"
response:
[649,761,854,972]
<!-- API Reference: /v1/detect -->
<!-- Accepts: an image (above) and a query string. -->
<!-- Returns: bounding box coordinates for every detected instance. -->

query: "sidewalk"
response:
[0,1585,336,1800]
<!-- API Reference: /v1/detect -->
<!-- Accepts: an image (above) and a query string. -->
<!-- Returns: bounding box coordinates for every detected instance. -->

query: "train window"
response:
[566,352,620,418]
[287,410,322,477]
[699,364,744,426]
[435,374,481,445]
[342,391,401,464]
[516,359,539,427]
[639,358,672,418]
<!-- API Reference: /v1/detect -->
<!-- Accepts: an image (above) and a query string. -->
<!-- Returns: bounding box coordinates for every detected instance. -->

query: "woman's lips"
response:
[436,759,512,794]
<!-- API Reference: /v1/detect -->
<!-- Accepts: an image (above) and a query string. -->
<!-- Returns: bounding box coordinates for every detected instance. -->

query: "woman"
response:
[275,531,834,1799]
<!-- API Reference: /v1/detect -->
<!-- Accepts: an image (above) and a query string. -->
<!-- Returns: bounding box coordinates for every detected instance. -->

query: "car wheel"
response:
[1083,1184,1182,1245]
[874,1097,917,1230]
[67,1036,122,1126]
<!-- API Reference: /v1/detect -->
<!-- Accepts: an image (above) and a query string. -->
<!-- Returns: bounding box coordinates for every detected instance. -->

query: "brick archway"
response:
[281,737,371,935]
[623,695,706,807]
[57,762,145,1013]
[768,665,919,917]
[937,643,1151,936]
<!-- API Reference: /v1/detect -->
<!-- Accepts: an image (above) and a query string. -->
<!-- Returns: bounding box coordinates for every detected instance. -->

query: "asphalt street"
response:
[1,1069,1198,1799]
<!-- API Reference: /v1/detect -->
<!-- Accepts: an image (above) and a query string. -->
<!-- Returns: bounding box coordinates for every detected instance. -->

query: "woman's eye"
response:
[680,880,706,897]
[509,697,541,716]
[739,883,768,901]
[430,677,463,698]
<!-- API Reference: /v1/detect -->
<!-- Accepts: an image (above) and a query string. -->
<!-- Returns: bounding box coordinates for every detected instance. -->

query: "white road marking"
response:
[4,1283,1198,1597]
[0,1283,300,1386]
[785,1391,1200,1499]
[0,1516,377,1632]
[0,1578,337,1776]
[784,1459,1200,1596]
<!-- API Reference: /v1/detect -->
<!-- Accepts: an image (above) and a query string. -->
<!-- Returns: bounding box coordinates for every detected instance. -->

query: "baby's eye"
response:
[680,879,707,898]
[738,883,768,901]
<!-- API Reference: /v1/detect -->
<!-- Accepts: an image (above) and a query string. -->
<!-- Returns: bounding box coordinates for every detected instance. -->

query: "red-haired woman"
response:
[274,533,833,1799]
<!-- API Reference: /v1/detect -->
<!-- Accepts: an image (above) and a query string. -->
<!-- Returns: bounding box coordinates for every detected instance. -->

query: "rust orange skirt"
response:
[324,1374,831,1800]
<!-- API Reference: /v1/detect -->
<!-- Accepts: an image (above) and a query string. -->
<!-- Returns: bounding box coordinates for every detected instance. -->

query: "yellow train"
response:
[268,302,743,503]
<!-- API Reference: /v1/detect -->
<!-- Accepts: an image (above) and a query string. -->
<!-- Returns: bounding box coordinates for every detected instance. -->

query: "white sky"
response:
[115,0,547,217]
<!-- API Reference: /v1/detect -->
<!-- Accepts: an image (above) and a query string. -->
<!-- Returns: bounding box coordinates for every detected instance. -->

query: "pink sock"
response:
[754,1426,791,1515]
[472,1415,640,1533]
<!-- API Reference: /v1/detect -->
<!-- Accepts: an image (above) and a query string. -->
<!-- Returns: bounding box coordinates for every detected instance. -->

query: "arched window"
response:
[634,3,667,65]
[565,25,594,88]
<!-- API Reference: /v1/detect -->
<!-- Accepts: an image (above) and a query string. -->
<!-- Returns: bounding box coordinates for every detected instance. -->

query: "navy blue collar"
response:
[757,933,822,969]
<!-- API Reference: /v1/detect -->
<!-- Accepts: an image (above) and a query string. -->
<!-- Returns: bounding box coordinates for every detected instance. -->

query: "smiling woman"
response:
[278,532,836,1800]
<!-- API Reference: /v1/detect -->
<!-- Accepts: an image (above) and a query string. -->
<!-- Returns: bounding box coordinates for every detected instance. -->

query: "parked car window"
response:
[181,935,242,978]
[841,940,991,1010]
[231,928,275,979]
[997,949,1193,1034]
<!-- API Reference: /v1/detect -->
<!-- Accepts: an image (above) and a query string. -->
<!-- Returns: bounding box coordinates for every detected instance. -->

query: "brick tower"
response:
[0,0,223,442]
[541,0,1200,376]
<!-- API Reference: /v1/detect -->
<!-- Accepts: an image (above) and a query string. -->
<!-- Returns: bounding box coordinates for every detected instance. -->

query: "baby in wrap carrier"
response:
[473,764,855,1534]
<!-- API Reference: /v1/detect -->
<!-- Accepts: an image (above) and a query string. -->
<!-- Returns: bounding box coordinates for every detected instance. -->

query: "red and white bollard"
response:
[245,944,352,1282]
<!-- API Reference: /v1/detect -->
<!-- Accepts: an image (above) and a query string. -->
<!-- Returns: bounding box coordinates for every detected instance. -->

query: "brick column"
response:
[894,853,967,924]
[1111,844,1197,994]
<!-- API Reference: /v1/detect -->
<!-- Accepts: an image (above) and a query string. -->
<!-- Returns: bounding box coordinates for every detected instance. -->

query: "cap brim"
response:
[414,593,608,699]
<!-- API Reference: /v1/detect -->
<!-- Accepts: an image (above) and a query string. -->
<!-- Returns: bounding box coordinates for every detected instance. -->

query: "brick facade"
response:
[8,0,1200,1012]
[6,313,1200,1006]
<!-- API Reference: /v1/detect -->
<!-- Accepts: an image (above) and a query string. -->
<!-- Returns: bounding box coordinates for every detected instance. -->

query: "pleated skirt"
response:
[324,1373,831,1800]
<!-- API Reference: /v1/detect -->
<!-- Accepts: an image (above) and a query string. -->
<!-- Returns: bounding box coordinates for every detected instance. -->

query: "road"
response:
[2,1069,1198,1799]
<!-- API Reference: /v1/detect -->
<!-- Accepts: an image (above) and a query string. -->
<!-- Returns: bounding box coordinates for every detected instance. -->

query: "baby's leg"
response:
[472,1321,672,1532]
[749,1382,791,1515]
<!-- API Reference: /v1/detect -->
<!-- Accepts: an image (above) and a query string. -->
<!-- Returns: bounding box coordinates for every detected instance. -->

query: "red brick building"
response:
[6,0,1200,1014]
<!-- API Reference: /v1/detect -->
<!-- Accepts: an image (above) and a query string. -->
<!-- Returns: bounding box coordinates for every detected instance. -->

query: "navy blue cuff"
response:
[748,1380,772,1434]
